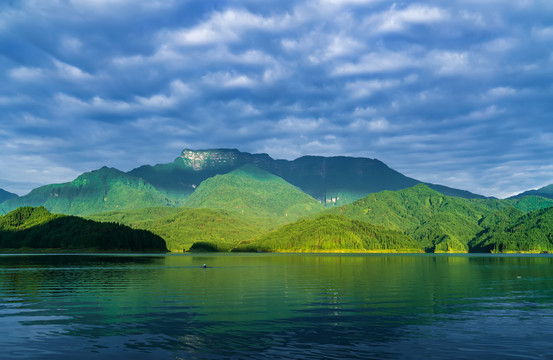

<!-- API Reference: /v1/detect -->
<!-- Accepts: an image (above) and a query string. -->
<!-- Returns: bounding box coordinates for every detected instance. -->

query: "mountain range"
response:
[1,148,485,215]
[2,148,553,254]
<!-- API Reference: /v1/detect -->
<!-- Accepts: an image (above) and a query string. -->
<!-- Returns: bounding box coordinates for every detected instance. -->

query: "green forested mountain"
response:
[2,149,487,217]
[87,207,270,252]
[0,188,18,204]
[233,214,422,252]
[0,167,181,216]
[0,207,167,252]
[328,184,553,252]
[129,148,485,206]
[510,184,553,200]
[470,207,553,252]
[183,164,325,220]
[502,195,553,212]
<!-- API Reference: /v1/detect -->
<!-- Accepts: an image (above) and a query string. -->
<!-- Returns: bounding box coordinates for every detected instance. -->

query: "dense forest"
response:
[0,207,167,252]
[233,214,422,252]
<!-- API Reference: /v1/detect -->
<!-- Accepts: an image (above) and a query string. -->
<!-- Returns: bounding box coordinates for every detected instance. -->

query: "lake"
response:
[1,253,553,359]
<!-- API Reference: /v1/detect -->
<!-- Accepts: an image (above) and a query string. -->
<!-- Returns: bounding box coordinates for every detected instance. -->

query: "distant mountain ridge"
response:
[0,148,493,216]
[0,189,18,204]
[130,148,486,205]
[510,184,553,200]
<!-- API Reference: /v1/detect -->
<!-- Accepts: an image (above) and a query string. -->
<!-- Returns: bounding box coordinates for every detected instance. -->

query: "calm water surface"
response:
[1,253,553,359]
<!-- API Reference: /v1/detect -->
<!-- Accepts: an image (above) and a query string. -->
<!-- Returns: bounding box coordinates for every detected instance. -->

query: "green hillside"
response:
[510,184,553,200]
[233,214,422,253]
[0,207,167,252]
[88,207,271,252]
[327,184,553,252]
[470,207,553,253]
[502,195,553,212]
[0,188,18,204]
[183,164,325,221]
[0,167,181,216]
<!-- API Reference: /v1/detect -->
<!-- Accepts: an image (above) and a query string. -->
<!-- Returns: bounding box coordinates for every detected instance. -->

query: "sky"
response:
[1,0,552,198]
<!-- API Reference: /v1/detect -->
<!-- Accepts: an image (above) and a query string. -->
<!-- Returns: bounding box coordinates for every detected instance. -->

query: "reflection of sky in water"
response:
[1,254,553,359]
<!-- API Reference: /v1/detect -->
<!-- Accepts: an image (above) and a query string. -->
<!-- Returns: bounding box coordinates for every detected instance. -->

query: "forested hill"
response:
[0,167,180,216]
[0,188,18,204]
[329,184,553,253]
[87,207,270,252]
[470,207,553,253]
[0,206,167,252]
[233,214,422,253]
[510,184,553,200]
[183,164,324,221]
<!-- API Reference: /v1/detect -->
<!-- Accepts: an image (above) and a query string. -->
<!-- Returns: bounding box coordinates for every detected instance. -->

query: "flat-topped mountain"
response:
[0,167,180,216]
[0,188,18,204]
[130,148,485,205]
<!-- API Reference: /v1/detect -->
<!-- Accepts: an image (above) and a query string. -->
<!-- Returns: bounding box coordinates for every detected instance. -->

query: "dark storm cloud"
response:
[0,0,552,197]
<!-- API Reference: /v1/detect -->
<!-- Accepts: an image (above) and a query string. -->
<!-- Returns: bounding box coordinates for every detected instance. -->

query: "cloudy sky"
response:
[1,0,552,198]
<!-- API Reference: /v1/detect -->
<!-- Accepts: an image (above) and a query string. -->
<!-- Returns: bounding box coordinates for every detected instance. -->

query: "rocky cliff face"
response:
[179,149,240,170]
[178,149,273,171]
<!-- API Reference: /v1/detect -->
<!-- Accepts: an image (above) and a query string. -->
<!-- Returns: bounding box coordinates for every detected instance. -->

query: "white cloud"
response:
[53,59,92,80]
[333,51,417,75]
[136,80,192,108]
[276,116,327,133]
[486,87,517,97]
[169,9,294,46]
[463,105,504,121]
[202,71,257,88]
[427,51,471,75]
[365,4,449,33]
[68,0,175,13]
[532,26,553,40]
[309,34,365,63]
[481,38,518,53]
[349,118,390,132]
[352,106,377,117]
[9,66,45,81]
[60,36,83,53]
[345,79,400,98]
[9,59,92,82]
[0,95,28,106]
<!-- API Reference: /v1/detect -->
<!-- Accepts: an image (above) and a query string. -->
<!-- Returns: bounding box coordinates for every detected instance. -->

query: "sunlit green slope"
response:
[0,207,167,252]
[0,167,181,216]
[470,207,553,253]
[328,184,553,252]
[233,214,422,252]
[183,164,325,221]
[87,207,271,252]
